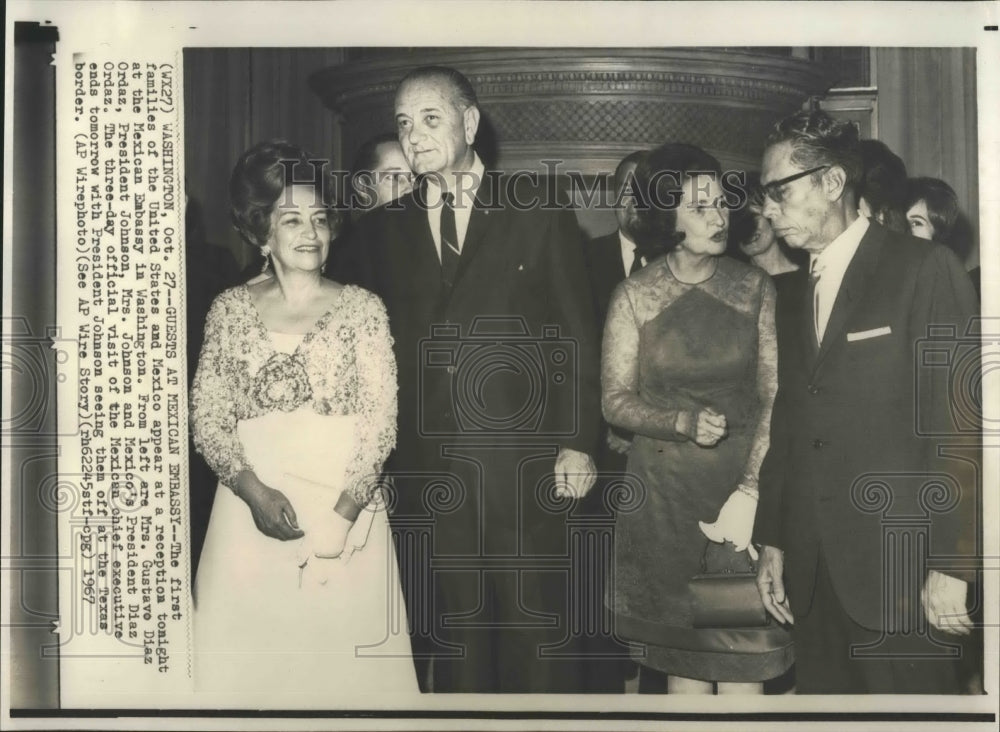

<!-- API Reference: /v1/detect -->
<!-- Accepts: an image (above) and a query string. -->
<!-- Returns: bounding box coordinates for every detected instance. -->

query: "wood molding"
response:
[309,48,831,174]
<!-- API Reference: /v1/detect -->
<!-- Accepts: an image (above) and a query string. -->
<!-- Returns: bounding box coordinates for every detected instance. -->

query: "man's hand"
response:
[553,447,597,499]
[921,570,972,635]
[756,544,794,625]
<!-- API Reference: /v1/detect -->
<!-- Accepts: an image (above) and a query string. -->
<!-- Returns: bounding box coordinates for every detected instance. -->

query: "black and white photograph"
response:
[3,1,998,729]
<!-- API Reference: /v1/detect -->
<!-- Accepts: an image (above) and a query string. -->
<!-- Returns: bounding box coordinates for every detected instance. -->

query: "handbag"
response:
[688,540,769,629]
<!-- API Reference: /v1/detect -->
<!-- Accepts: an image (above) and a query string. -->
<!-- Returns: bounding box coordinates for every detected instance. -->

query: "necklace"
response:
[665,252,719,285]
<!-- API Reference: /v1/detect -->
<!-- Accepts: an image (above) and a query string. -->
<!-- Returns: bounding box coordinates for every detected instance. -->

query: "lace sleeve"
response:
[189,296,253,490]
[741,275,778,489]
[601,283,689,441]
[338,292,398,517]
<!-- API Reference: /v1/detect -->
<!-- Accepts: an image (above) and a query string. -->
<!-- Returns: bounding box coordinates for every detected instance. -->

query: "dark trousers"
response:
[431,567,589,693]
[392,443,629,693]
[793,552,962,694]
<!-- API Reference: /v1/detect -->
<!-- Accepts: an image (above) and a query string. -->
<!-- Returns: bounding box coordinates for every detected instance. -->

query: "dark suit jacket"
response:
[753,221,979,630]
[344,173,601,553]
[585,231,627,328]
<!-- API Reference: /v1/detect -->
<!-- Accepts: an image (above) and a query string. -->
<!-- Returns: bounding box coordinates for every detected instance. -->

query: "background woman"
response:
[190,140,417,706]
[730,172,804,289]
[602,143,792,694]
[906,176,979,296]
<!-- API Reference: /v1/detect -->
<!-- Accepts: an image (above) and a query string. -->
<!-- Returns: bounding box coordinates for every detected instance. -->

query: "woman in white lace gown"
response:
[190,141,417,707]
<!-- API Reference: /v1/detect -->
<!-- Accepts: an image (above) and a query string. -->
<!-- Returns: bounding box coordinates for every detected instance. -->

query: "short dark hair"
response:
[351,132,401,176]
[858,139,909,234]
[765,110,863,198]
[397,65,479,111]
[631,142,723,258]
[349,133,405,205]
[229,140,339,248]
[906,176,972,258]
[613,150,648,193]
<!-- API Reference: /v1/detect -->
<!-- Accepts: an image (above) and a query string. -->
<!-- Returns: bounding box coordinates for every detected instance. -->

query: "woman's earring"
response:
[260,246,271,274]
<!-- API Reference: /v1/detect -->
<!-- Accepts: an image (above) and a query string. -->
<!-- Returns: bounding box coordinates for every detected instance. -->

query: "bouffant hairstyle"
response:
[857,139,909,234]
[613,149,649,192]
[765,110,863,199]
[906,176,973,259]
[630,142,724,259]
[229,140,339,248]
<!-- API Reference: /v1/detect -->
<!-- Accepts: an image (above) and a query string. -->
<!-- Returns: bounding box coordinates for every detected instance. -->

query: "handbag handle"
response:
[699,539,757,575]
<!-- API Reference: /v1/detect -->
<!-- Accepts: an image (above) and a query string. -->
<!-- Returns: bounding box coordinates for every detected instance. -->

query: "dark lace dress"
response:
[601,255,793,682]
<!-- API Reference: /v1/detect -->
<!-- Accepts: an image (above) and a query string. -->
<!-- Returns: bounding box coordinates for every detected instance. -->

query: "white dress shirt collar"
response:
[424,154,485,260]
[811,214,870,341]
[619,230,643,275]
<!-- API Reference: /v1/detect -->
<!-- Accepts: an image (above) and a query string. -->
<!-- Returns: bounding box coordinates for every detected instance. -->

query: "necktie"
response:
[440,192,460,288]
[629,246,644,275]
[809,258,825,345]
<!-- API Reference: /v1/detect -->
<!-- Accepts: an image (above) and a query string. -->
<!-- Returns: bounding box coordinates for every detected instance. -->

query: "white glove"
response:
[699,488,758,560]
[312,511,355,560]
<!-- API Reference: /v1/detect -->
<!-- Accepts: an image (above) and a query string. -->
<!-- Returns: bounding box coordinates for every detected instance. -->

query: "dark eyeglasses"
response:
[762,165,830,203]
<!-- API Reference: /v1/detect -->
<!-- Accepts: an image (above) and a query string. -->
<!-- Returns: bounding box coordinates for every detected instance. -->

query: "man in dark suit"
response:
[753,111,978,693]
[581,150,648,692]
[585,150,648,326]
[347,66,600,692]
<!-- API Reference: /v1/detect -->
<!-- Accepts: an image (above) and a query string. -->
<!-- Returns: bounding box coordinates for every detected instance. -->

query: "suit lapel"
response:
[409,185,439,263]
[607,234,627,282]
[397,186,445,289]
[453,171,499,285]
[813,223,885,374]
[802,270,820,364]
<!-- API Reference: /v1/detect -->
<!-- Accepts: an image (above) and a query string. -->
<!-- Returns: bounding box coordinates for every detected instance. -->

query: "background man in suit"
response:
[349,132,414,215]
[753,111,978,693]
[581,149,648,692]
[326,134,413,279]
[348,66,600,692]
[585,150,648,325]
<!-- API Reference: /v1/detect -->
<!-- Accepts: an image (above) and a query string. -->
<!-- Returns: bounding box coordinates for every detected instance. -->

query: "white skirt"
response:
[193,409,418,708]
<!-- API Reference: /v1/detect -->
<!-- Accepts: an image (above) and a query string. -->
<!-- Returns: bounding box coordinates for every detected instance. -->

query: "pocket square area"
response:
[847,326,892,342]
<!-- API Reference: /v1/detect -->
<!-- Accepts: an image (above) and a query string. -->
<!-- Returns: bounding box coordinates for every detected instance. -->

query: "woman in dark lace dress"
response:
[602,143,793,694]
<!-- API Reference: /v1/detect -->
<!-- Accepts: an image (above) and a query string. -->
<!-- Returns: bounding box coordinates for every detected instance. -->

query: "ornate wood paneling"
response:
[309,48,832,175]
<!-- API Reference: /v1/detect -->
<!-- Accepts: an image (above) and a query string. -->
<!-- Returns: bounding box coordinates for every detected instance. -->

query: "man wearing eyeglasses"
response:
[751,110,978,693]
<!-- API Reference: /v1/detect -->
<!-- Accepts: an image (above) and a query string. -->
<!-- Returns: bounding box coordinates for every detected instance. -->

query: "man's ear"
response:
[463,105,481,146]
[823,165,849,202]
